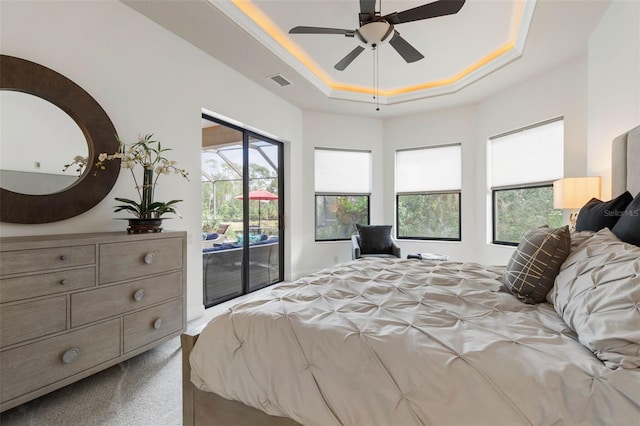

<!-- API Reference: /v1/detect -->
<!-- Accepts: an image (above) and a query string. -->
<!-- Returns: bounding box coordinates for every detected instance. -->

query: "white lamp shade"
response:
[553,177,602,209]
[357,21,393,45]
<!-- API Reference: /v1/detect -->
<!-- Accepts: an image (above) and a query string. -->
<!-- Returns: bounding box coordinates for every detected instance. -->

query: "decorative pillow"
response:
[548,228,640,369]
[611,192,640,246]
[204,232,219,241]
[356,224,393,254]
[237,234,268,245]
[575,191,632,232]
[503,225,571,304]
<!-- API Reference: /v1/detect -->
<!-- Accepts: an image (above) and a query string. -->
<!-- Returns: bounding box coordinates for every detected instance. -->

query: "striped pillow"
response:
[503,225,571,304]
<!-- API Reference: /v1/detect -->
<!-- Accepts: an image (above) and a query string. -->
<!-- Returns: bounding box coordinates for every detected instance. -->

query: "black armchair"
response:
[351,224,401,260]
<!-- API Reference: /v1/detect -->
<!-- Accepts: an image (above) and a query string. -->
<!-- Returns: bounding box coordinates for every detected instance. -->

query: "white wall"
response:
[383,105,477,262]
[383,57,589,266]
[474,56,589,265]
[587,0,640,198]
[0,0,303,320]
[294,111,384,277]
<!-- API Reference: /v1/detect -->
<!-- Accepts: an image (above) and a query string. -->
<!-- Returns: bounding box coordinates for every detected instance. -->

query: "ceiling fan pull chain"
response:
[375,47,380,111]
[372,47,376,101]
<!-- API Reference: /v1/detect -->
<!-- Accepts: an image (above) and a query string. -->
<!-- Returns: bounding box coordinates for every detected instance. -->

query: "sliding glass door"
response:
[201,114,283,307]
[246,135,282,291]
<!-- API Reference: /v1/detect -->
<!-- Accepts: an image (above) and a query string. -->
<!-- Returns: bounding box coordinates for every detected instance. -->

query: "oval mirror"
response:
[0,55,120,224]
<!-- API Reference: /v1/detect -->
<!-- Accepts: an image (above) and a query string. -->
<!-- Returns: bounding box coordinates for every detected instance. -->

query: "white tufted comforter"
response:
[190,258,640,426]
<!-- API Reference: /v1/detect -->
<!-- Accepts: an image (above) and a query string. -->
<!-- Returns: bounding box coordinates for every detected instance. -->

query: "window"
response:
[396,144,461,240]
[489,118,564,245]
[315,148,371,241]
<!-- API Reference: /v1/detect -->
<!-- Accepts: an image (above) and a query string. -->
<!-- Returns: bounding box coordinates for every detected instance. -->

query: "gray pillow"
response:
[356,224,393,254]
[547,228,640,369]
[503,225,571,304]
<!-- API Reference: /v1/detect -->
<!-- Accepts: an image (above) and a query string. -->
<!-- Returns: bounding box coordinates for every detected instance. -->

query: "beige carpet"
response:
[0,336,184,426]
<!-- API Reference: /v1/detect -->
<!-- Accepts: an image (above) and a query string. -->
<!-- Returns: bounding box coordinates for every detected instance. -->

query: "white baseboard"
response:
[187,304,205,322]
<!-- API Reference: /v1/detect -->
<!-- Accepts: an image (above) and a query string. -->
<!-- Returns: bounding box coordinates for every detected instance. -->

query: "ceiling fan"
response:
[289,0,466,71]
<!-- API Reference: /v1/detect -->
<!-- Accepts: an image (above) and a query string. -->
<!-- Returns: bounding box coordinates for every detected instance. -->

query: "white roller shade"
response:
[490,119,564,188]
[315,149,371,193]
[396,144,461,192]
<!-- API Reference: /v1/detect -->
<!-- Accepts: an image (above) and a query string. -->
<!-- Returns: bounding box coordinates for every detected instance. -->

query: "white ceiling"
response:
[123,0,611,119]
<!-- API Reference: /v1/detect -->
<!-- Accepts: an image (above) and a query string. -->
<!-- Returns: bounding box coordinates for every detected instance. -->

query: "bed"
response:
[182,126,640,425]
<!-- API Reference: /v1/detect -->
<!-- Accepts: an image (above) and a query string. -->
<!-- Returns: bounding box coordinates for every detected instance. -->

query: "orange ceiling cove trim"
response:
[384,41,517,96]
[231,0,334,86]
[232,0,525,97]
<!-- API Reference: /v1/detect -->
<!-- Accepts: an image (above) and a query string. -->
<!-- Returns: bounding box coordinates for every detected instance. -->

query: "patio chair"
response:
[215,224,230,235]
[202,225,229,249]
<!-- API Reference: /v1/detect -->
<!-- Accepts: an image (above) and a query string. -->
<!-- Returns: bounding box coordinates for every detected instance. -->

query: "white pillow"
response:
[548,228,640,369]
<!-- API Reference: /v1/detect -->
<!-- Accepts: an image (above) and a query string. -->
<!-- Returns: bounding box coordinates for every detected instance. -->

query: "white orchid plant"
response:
[62,155,89,175]
[96,134,189,219]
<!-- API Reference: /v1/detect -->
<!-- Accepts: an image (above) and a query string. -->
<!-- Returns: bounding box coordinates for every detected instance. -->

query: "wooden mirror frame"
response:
[0,55,120,224]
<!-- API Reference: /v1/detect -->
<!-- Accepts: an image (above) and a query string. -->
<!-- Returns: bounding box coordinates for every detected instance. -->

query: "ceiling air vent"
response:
[267,74,293,88]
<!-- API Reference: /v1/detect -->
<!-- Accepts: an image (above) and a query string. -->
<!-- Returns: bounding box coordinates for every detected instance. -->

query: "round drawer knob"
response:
[60,279,68,285]
[60,255,67,261]
[153,318,164,330]
[133,289,145,302]
[62,348,80,364]
[143,253,156,265]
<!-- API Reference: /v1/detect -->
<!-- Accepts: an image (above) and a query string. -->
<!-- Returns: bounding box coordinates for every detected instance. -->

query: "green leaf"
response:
[113,205,140,215]
[114,197,141,207]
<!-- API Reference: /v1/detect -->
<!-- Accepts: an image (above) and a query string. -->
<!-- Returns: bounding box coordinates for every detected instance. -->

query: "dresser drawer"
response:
[123,298,183,353]
[0,267,95,303]
[99,238,183,284]
[71,271,182,327]
[0,246,95,276]
[0,318,120,404]
[0,296,67,347]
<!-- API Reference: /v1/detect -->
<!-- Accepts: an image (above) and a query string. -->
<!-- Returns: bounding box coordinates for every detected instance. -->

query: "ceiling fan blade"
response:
[289,26,355,36]
[359,0,377,25]
[334,46,366,71]
[384,0,465,25]
[389,31,424,63]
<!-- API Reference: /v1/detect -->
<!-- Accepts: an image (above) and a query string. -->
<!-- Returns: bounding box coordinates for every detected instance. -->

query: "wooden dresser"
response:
[0,231,186,412]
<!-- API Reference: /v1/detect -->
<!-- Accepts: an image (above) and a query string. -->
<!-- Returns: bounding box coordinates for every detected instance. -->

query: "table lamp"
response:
[553,177,601,231]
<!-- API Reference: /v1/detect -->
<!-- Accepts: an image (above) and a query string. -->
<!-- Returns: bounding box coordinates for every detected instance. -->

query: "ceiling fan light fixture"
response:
[356,21,393,46]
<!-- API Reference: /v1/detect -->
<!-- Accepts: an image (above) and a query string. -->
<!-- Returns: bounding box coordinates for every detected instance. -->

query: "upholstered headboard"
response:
[611,125,640,196]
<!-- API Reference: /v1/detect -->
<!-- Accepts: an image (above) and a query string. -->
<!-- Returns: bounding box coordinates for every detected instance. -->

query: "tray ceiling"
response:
[215,0,535,105]
[123,0,612,118]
